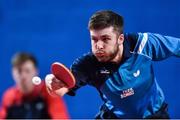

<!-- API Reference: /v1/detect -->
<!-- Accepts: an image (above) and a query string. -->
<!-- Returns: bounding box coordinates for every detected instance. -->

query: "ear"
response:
[117,34,124,45]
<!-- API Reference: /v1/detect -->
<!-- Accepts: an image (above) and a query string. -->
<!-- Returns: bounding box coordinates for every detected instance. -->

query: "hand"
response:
[45,74,69,97]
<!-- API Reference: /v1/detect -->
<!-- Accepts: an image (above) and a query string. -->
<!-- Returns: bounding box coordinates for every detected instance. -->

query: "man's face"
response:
[90,26,123,62]
[12,60,38,94]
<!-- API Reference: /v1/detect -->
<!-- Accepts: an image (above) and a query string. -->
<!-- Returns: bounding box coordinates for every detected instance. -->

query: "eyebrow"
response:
[91,36,97,39]
[101,34,110,38]
[91,34,110,38]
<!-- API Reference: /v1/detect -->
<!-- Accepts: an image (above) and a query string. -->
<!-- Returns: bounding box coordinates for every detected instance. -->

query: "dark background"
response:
[0,0,180,118]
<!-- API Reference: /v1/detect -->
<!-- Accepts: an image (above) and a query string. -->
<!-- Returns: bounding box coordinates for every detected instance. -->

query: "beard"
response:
[94,45,119,62]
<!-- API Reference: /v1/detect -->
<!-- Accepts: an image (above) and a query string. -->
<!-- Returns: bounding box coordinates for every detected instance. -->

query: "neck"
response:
[111,45,123,64]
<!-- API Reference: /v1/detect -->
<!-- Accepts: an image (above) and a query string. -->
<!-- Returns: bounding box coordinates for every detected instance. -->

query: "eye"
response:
[102,37,110,43]
[91,38,98,42]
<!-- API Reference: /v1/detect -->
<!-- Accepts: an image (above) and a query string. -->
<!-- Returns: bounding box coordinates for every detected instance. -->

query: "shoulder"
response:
[124,33,139,40]
[70,52,98,71]
[124,32,154,52]
[1,86,19,107]
[3,87,17,100]
[124,33,139,52]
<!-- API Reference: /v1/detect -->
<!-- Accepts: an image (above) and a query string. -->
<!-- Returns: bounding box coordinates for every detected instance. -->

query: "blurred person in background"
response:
[0,52,69,119]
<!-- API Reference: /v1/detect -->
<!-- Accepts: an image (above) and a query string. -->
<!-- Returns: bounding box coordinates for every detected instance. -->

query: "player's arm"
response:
[42,84,69,119]
[0,103,6,119]
[134,33,180,60]
[0,88,15,119]
[47,96,69,119]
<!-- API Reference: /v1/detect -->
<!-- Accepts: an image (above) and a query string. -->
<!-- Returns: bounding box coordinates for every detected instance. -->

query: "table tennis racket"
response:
[51,62,76,89]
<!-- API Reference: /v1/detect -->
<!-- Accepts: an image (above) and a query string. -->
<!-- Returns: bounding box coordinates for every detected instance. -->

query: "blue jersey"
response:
[69,33,180,118]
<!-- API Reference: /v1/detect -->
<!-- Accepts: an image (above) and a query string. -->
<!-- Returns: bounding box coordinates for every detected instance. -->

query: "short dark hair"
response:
[11,52,38,68]
[88,10,124,34]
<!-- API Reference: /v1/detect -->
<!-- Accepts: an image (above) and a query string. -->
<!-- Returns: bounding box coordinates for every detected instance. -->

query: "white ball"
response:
[32,76,42,85]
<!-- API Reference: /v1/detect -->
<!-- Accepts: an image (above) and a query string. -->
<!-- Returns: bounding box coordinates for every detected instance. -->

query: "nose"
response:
[20,71,28,82]
[96,41,104,50]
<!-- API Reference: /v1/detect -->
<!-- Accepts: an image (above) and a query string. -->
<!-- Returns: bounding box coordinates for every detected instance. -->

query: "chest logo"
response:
[100,69,110,74]
[121,88,134,99]
[133,69,140,77]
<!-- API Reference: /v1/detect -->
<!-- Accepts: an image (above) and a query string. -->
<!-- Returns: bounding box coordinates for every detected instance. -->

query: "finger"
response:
[51,76,68,88]
[45,74,54,90]
[51,79,66,90]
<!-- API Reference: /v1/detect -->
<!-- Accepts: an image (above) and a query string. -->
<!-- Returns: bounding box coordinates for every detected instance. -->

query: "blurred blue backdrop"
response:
[0,0,180,118]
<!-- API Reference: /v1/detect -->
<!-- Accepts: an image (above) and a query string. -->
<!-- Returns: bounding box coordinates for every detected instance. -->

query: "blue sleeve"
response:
[71,65,88,88]
[67,54,91,96]
[133,33,180,60]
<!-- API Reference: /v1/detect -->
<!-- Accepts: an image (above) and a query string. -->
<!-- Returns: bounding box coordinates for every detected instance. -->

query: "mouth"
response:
[95,51,106,57]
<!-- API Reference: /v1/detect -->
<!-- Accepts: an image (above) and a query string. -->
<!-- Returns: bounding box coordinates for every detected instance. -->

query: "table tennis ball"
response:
[45,74,54,85]
[32,76,42,85]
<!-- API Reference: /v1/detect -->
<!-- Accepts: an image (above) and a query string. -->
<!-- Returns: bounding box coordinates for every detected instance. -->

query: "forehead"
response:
[13,60,36,70]
[90,26,116,37]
